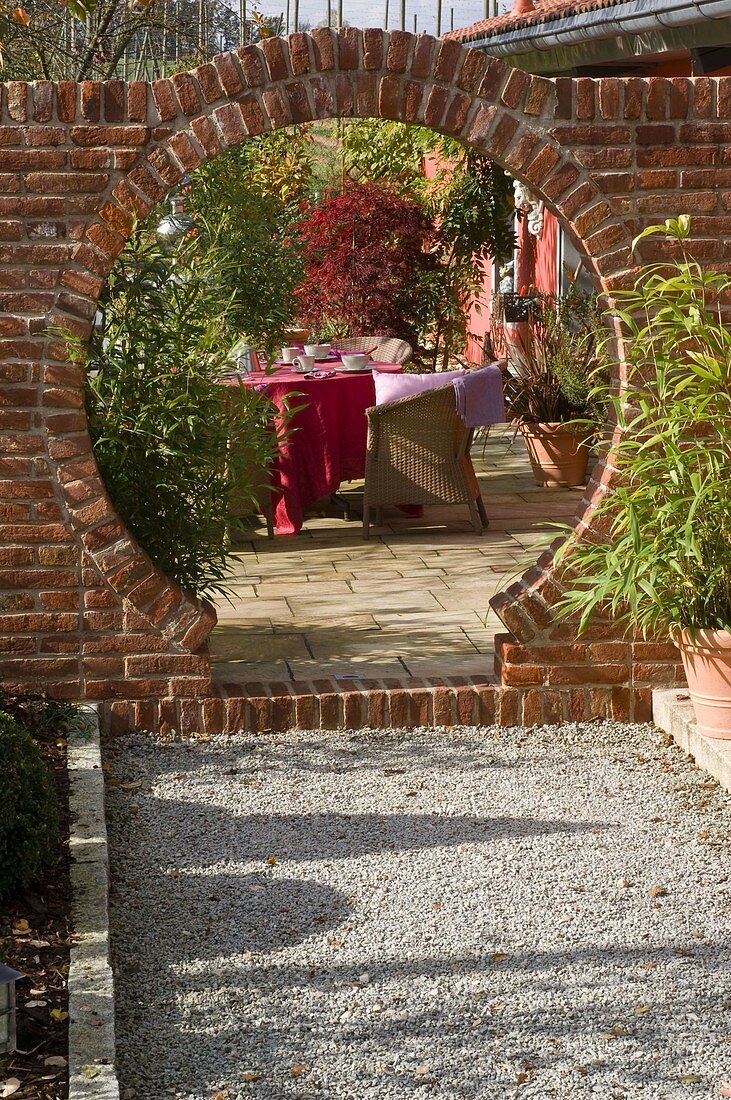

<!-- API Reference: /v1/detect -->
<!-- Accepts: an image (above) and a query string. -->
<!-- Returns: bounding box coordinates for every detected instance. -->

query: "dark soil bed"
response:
[0,727,72,1100]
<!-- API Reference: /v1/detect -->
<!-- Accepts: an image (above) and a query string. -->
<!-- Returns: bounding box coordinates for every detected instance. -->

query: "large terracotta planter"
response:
[519,422,591,487]
[677,629,731,739]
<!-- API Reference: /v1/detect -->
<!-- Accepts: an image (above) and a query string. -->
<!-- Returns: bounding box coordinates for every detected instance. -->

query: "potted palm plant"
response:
[502,291,606,487]
[555,216,731,739]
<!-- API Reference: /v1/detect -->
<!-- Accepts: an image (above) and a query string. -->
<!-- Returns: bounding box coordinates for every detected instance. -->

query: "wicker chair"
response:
[362,383,488,538]
[334,335,413,365]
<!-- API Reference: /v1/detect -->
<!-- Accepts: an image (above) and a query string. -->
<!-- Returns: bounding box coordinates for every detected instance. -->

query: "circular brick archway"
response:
[3,27,717,729]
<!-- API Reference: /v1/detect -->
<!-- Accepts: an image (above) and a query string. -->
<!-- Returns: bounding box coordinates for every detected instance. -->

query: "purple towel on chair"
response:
[452,361,506,428]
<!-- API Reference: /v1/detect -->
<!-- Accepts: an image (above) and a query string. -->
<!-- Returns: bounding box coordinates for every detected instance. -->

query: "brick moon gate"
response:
[1,26,720,733]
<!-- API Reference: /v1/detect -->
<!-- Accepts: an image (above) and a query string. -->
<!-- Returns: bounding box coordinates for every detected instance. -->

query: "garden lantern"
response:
[155,174,195,251]
[0,964,22,1054]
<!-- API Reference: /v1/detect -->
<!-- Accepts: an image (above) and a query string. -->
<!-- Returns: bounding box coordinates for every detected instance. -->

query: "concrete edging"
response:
[652,688,731,794]
[67,705,120,1100]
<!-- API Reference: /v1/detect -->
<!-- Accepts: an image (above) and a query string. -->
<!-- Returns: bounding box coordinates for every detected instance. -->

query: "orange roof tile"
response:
[446,0,630,43]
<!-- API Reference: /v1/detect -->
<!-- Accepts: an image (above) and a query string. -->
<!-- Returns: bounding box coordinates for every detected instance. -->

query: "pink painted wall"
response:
[534,208,558,295]
[422,154,560,363]
[465,258,495,364]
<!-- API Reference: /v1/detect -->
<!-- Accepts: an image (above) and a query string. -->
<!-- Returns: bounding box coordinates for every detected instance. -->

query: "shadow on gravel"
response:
[150,872,352,957]
[135,798,608,864]
[113,941,731,1098]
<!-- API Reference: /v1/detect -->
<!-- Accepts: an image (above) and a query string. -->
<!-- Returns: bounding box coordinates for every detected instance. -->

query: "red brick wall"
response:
[0,30,721,731]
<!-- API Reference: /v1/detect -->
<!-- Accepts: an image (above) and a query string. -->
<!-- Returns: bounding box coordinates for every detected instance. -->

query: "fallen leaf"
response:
[648,886,667,898]
[13,919,29,933]
[490,951,508,964]
[265,856,277,866]
[50,1008,69,1021]
[640,960,658,970]
[241,1072,262,1082]
[43,1057,67,1068]
[609,1025,629,1036]
[1,1080,21,1099]
[290,1064,309,1077]
[79,1066,100,1080]
[118,780,142,790]
[11,7,30,24]
[634,1004,651,1015]
[27,939,50,948]
[720,1083,731,1098]
[415,1065,431,1077]
[25,999,48,1007]
[209,1090,229,1100]
[678,1074,702,1085]
[691,930,705,939]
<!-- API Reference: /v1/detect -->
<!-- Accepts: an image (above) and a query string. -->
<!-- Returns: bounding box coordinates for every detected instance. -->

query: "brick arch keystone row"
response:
[0,27,725,732]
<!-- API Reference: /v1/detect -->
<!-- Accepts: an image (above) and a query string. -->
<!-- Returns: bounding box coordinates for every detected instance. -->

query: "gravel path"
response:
[106,723,731,1100]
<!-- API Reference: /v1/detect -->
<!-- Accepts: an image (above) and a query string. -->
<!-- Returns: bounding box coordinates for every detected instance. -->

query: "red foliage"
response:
[292,180,433,340]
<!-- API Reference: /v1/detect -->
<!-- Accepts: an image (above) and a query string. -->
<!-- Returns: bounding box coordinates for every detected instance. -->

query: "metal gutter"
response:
[467,0,731,57]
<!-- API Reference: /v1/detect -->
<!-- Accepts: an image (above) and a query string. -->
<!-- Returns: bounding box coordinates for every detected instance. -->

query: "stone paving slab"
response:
[210,429,585,685]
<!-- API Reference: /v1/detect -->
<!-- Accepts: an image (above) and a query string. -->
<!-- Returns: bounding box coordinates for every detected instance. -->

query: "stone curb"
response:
[652,688,731,794]
[67,705,120,1100]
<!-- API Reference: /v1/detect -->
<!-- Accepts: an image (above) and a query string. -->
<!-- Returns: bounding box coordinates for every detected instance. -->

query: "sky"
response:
[248,0,511,38]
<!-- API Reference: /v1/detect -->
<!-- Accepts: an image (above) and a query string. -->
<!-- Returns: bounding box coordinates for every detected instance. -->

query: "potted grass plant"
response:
[502,290,606,487]
[555,216,731,738]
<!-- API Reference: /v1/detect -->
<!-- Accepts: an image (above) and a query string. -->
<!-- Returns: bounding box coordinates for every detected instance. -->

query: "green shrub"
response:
[83,228,279,599]
[0,712,59,901]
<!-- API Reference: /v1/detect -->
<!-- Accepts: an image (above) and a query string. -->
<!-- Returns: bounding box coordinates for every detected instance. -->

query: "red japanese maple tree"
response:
[292,179,434,342]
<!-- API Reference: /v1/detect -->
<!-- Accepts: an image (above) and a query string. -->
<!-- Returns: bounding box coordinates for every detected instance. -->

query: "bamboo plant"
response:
[554,216,731,638]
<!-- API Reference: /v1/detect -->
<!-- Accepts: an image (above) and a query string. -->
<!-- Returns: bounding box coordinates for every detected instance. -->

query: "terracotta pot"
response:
[677,629,731,739]
[519,422,591,487]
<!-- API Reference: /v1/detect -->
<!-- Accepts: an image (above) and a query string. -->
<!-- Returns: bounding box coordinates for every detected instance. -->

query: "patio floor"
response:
[210,426,586,685]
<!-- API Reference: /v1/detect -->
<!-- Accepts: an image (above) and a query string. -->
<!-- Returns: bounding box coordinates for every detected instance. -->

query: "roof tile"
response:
[446,0,630,44]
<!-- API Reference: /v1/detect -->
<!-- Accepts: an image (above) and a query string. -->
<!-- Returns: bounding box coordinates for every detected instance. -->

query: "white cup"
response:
[292,354,316,372]
[340,353,369,370]
[281,346,300,363]
[304,343,331,359]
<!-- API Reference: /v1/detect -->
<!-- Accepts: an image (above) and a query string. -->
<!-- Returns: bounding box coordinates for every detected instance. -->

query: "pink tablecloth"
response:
[234,363,402,535]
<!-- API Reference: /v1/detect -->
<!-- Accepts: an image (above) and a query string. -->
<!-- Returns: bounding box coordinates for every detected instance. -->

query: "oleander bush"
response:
[0,712,59,901]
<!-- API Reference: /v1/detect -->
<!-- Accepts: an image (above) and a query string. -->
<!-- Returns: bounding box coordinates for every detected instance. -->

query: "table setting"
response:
[278,342,394,376]
[219,341,405,535]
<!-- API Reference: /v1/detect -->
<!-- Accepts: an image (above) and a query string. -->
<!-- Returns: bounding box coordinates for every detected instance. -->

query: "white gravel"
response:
[105,722,731,1100]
